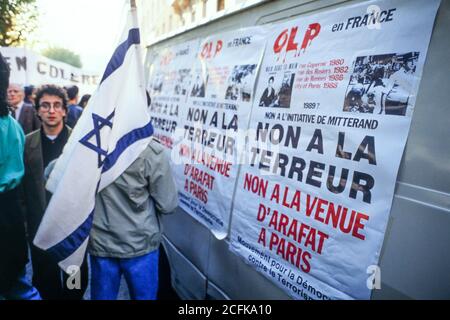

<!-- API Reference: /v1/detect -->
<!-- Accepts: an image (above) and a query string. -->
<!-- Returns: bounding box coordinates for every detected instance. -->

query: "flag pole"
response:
[129,0,145,91]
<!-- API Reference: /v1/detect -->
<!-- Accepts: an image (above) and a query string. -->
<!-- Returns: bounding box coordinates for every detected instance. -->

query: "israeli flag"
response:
[33,6,153,272]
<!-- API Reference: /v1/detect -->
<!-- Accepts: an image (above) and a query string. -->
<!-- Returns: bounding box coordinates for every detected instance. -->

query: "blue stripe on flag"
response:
[100,28,140,84]
[46,211,94,262]
[102,121,154,173]
[45,122,153,263]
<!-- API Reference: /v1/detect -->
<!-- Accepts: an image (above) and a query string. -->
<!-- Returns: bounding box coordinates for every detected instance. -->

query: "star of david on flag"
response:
[33,3,154,272]
[79,111,115,168]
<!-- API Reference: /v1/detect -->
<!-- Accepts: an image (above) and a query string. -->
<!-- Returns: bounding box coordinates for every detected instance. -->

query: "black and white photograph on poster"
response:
[258,75,277,107]
[190,73,207,97]
[343,52,419,116]
[151,71,164,93]
[224,64,257,102]
[174,68,192,96]
[258,70,295,108]
[277,71,295,108]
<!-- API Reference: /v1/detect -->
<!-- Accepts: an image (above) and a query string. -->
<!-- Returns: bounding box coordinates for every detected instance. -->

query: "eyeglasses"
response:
[39,102,63,111]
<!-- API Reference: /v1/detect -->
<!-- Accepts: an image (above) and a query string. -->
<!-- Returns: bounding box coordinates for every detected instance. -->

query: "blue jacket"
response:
[66,104,83,128]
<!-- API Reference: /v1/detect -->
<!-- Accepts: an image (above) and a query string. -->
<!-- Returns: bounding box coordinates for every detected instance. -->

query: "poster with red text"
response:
[147,40,200,149]
[171,27,266,239]
[229,0,440,299]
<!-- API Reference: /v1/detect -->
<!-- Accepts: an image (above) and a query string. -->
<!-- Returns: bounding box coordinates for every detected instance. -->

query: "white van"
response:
[144,0,450,299]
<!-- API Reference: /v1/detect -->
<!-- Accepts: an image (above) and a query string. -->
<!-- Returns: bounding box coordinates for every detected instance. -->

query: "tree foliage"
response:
[42,47,83,68]
[0,0,38,47]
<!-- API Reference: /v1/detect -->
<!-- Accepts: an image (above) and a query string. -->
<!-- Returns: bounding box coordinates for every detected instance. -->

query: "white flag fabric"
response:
[33,7,153,272]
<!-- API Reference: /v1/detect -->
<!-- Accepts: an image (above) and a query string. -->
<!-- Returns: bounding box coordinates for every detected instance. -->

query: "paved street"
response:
[25,246,177,300]
[25,258,130,300]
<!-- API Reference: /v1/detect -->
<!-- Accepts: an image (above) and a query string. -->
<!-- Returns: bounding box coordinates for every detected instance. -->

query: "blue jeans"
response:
[90,249,159,300]
[0,268,41,300]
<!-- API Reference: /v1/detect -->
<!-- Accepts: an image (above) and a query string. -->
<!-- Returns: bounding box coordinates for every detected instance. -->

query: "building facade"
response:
[136,0,268,46]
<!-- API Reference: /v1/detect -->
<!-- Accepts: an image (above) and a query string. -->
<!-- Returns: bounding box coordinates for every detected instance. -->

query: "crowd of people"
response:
[6,82,90,134]
[0,52,178,300]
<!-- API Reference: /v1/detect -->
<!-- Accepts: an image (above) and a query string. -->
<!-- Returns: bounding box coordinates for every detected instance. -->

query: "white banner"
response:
[171,28,266,239]
[229,0,440,299]
[0,47,99,94]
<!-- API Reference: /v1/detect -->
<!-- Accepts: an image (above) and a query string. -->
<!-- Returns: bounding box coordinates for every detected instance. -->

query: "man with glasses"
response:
[21,84,88,300]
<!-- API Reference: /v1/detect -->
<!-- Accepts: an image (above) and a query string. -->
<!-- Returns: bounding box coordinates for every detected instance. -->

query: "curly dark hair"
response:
[0,53,10,118]
[35,84,68,112]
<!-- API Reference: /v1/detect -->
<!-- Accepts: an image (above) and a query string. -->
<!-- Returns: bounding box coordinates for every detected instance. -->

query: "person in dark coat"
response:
[0,53,41,300]
[7,83,40,134]
[22,84,88,300]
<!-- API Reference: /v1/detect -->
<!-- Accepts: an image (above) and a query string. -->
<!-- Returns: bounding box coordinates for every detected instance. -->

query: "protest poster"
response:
[172,27,266,239]
[229,0,441,299]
